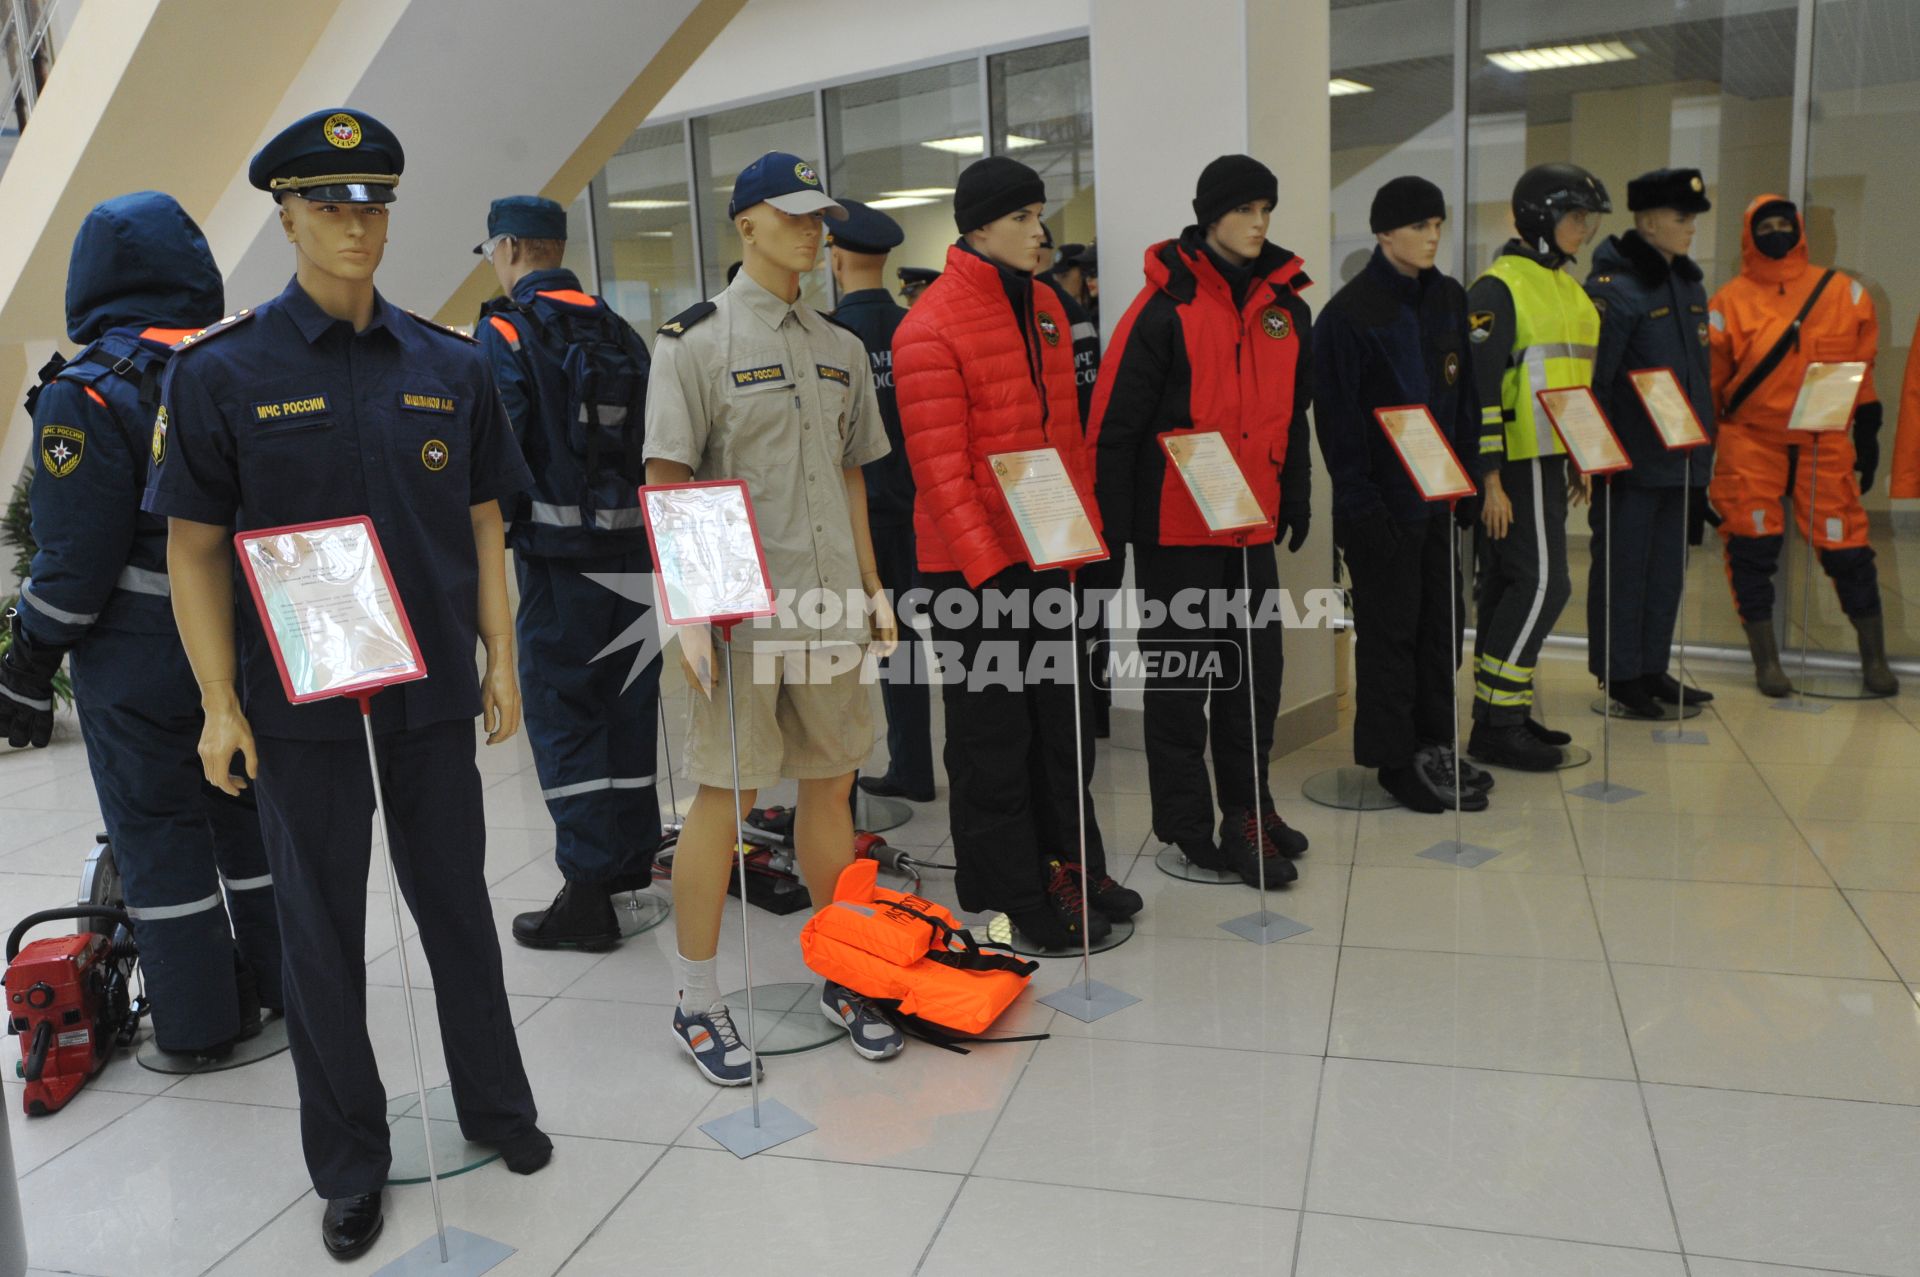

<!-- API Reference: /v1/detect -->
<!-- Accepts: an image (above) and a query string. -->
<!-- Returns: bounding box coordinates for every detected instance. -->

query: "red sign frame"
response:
[1371,404,1479,502]
[638,478,778,628]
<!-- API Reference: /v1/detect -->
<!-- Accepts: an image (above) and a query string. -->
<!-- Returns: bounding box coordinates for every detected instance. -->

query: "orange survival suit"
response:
[1708,195,1883,626]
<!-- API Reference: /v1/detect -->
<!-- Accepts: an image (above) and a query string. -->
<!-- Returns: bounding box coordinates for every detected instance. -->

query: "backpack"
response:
[800,859,1046,1051]
[483,291,650,529]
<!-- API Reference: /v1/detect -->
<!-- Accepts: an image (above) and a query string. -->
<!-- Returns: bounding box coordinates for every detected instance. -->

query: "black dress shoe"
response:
[511,881,621,951]
[856,774,935,803]
[322,1191,384,1261]
[1470,722,1562,772]
[1647,671,1713,704]
[1520,717,1572,747]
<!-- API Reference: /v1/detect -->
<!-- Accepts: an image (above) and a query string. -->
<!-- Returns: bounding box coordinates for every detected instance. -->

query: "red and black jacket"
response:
[1088,229,1312,547]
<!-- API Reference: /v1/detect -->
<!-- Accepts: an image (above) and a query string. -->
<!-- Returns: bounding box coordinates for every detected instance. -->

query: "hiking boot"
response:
[1061,861,1143,920]
[1521,716,1571,747]
[1469,722,1561,772]
[512,881,621,951]
[672,1002,760,1087]
[1647,671,1712,705]
[1414,745,1490,811]
[1219,808,1298,889]
[1039,859,1113,944]
[1175,837,1231,872]
[1260,808,1310,858]
[1743,619,1792,698]
[606,867,656,895]
[1602,675,1667,720]
[821,980,905,1060]
[1377,763,1444,813]
[1852,612,1900,696]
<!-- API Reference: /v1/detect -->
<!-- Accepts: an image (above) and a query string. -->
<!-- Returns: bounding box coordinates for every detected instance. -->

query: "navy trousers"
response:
[869,520,934,794]
[253,718,537,1197]
[69,626,281,1053]
[1587,480,1686,682]
[515,551,662,884]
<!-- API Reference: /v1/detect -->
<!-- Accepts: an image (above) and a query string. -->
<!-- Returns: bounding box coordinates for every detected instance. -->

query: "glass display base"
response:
[135,1013,291,1075]
[1589,695,1703,720]
[1301,766,1398,811]
[984,911,1136,958]
[614,890,671,937]
[1152,845,1241,883]
[1790,668,1899,701]
[853,790,915,834]
[717,982,844,1056]
[385,1085,501,1185]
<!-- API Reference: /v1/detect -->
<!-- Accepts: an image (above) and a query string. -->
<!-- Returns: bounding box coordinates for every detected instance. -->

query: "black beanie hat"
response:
[1192,154,1278,229]
[954,157,1046,233]
[1369,175,1447,234]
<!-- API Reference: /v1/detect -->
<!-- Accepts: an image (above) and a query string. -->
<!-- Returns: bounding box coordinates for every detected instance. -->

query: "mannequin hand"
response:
[481,644,520,745]
[1481,484,1513,540]
[198,685,257,796]
[1281,510,1311,553]
[677,624,714,698]
[1569,471,1593,507]
[866,588,899,659]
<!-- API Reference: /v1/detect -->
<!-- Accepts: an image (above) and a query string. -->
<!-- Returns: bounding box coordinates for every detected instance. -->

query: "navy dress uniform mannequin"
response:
[0,192,283,1055]
[141,108,549,1262]
[472,195,663,949]
[828,199,936,803]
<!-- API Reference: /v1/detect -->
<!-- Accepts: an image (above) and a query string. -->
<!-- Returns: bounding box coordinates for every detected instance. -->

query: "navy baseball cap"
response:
[250,108,403,204]
[828,199,904,254]
[474,195,568,254]
[727,151,846,220]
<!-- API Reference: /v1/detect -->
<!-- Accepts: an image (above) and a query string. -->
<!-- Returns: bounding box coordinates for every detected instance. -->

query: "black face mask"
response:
[1755,227,1800,260]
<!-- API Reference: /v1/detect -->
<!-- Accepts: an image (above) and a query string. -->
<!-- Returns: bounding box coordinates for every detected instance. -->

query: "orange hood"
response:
[1740,193,1810,286]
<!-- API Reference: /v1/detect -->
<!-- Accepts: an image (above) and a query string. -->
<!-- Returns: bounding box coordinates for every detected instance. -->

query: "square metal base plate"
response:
[1039,979,1141,1022]
[700,1098,815,1158]
[1569,781,1645,804]
[1220,911,1312,945]
[372,1227,514,1277]
[1416,841,1501,868]
[1651,727,1709,745]
[1771,697,1831,715]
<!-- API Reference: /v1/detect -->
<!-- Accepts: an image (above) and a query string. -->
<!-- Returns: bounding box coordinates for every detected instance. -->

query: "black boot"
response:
[1175,837,1231,871]
[1743,619,1792,698]
[1521,717,1571,747]
[321,1191,384,1260]
[1469,722,1562,772]
[511,881,621,951]
[1043,860,1114,941]
[1647,671,1713,705]
[1603,675,1666,719]
[1852,612,1900,696]
[1219,809,1298,889]
[1378,764,1444,814]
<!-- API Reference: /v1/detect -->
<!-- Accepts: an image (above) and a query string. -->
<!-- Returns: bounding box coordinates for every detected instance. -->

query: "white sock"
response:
[677,952,721,1012]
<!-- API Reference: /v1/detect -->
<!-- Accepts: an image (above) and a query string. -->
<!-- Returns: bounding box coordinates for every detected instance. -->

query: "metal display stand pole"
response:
[698,626,814,1156]
[1039,569,1141,1019]
[659,697,678,818]
[1420,516,1500,867]
[1572,479,1643,803]
[1655,482,1709,745]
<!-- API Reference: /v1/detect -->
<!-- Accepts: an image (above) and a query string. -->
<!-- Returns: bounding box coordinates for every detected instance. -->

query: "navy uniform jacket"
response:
[1585,231,1715,487]
[143,278,533,741]
[1312,246,1481,524]
[20,328,186,647]
[831,286,913,526]
[1039,273,1100,426]
[476,266,651,558]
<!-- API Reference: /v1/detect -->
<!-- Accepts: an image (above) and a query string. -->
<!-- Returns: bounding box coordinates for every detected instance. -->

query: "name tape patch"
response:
[252,395,330,423]
[816,364,851,386]
[400,392,456,414]
[731,364,787,387]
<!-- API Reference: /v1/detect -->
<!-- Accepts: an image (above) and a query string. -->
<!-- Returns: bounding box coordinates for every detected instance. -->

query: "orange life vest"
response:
[800,860,1036,1037]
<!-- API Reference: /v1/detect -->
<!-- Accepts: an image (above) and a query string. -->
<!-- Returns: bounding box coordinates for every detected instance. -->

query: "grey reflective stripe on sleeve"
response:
[1522,346,1558,456]
[541,773,658,800]
[126,891,223,922]
[0,682,52,713]
[594,508,646,531]
[221,873,274,892]
[116,565,171,597]
[578,404,630,426]
[19,580,98,627]
[1511,342,1598,362]
[528,501,583,526]
[1070,322,1097,342]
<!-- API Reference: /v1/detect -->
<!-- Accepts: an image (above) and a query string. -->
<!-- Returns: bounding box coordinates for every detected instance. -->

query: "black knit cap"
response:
[1626,167,1711,215]
[1192,154,1278,229]
[954,157,1046,233]
[1370,175,1447,233]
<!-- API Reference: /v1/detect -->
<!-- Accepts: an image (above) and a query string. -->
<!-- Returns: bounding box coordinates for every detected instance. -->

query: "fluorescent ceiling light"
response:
[632,231,674,239]
[879,187,955,198]
[919,134,1045,156]
[1486,40,1636,73]
[1328,78,1373,96]
[865,196,938,210]
[609,197,688,210]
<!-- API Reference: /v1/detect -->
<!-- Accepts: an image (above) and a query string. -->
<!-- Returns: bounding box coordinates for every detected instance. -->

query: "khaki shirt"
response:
[645,269,889,647]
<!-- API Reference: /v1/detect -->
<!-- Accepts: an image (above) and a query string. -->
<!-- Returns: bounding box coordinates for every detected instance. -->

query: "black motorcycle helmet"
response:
[1512,162,1612,258]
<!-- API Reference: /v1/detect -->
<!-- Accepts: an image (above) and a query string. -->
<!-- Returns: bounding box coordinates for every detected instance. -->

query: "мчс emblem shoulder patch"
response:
[1444,352,1460,386]
[421,439,449,472]
[1037,312,1061,346]
[150,406,168,466]
[41,425,84,477]
[1260,306,1292,340]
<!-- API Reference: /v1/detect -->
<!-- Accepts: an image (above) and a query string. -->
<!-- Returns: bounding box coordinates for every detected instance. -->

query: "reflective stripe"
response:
[19,580,98,627]
[0,682,52,713]
[222,873,274,892]
[1498,459,1553,681]
[116,565,170,597]
[1513,342,1597,362]
[541,774,658,800]
[1474,682,1534,706]
[1476,653,1531,681]
[1751,509,1768,535]
[529,501,582,526]
[528,502,643,531]
[126,891,222,922]
[577,403,630,427]
[1522,344,1560,456]
[1479,437,1504,454]
[594,508,646,531]
[1070,322,1097,342]
[1480,405,1504,423]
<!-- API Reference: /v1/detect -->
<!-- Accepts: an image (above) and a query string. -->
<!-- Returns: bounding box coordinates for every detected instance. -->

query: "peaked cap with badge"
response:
[249,108,404,204]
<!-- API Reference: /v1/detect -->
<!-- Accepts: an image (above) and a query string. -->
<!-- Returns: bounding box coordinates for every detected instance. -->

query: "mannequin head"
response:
[280,196,388,285]
[737,203,825,300]
[1634,207,1697,262]
[1554,208,1600,257]
[830,245,887,292]
[1377,215,1444,277]
[963,202,1047,272]
[1206,199,1273,268]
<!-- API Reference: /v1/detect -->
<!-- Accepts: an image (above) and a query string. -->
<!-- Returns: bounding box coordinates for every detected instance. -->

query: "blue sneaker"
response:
[820,981,904,1061]
[672,1002,760,1086]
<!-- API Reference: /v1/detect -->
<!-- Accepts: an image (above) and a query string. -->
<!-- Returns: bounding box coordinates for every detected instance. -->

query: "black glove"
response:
[1688,487,1711,546]
[1853,401,1882,494]
[1452,495,1482,529]
[0,610,65,750]
[1279,506,1311,553]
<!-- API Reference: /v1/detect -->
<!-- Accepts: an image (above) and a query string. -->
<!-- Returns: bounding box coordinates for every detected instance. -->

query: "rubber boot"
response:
[1851,612,1900,696]
[1743,619,1792,698]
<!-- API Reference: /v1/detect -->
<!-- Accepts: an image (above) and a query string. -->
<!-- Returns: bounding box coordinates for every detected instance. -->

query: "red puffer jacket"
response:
[893,243,1098,585]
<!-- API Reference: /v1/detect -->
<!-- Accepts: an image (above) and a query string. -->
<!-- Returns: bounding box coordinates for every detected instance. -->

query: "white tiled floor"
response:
[6,649,1920,1275]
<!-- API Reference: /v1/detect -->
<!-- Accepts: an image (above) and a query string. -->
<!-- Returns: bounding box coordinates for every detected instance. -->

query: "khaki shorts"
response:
[683,643,875,790]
